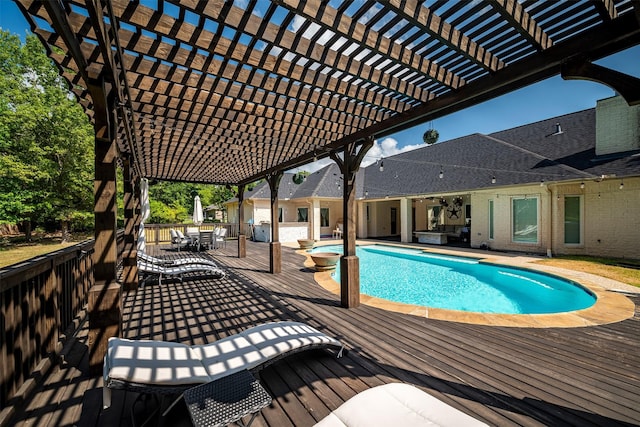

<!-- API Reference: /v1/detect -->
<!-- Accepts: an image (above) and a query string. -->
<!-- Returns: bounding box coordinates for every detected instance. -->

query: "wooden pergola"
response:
[14,0,640,370]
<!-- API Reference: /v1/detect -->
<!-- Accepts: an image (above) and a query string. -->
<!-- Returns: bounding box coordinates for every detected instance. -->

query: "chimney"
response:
[595,95,640,155]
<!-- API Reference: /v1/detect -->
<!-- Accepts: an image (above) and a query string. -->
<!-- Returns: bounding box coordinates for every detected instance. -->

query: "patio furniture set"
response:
[172,227,227,252]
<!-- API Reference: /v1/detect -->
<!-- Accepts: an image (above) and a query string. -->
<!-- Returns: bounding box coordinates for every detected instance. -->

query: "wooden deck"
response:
[10,241,640,427]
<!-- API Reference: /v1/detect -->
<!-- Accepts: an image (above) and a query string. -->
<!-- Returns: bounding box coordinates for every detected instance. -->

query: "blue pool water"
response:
[309,245,596,314]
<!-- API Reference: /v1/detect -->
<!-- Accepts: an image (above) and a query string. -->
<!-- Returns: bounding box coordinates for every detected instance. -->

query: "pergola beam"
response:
[562,58,640,106]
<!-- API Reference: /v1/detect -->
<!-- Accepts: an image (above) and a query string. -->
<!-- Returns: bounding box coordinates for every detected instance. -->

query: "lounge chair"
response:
[315,383,489,426]
[138,251,222,269]
[137,258,225,285]
[103,321,345,409]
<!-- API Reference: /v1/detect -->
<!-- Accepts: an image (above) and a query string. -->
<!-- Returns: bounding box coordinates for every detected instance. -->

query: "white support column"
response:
[357,201,368,239]
[400,197,413,243]
[312,199,321,240]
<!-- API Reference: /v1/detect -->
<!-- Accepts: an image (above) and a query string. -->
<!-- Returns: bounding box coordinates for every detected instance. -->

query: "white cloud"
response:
[361,137,422,167]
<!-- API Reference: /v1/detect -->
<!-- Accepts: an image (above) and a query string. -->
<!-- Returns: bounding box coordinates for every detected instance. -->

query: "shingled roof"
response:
[14,0,640,185]
[241,163,356,200]
[362,106,640,199]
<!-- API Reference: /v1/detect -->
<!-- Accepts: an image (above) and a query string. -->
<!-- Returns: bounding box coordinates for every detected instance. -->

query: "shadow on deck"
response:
[9,241,640,427]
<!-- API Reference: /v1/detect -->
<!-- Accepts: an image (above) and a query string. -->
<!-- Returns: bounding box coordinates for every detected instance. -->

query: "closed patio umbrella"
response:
[193,195,204,226]
[137,178,150,252]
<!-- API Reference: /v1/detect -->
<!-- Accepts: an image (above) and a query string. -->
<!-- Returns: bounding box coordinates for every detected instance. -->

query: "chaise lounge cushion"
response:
[106,339,211,386]
[191,322,342,379]
[104,321,344,408]
[314,383,488,427]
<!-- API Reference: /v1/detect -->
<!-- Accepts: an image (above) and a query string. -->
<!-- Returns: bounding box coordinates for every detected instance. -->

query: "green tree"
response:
[0,31,93,240]
[145,181,235,224]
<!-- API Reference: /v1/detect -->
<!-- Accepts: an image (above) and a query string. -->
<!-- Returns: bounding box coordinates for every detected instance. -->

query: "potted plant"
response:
[423,129,439,145]
[297,238,315,249]
[310,252,340,271]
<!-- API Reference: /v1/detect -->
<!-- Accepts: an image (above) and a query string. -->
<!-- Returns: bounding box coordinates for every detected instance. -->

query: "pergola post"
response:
[267,172,283,274]
[122,155,138,291]
[88,76,121,374]
[237,184,247,258]
[330,137,374,308]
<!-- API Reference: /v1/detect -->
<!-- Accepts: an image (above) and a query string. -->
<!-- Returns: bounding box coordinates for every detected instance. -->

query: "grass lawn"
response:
[535,255,640,288]
[0,233,91,268]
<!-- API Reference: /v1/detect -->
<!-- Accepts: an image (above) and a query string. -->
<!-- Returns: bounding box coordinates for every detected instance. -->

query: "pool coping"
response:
[295,241,637,328]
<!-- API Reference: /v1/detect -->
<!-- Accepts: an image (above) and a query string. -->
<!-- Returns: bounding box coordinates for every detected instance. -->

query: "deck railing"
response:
[0,224,246,411]
[0,239,96,411]
[142,222,242,245]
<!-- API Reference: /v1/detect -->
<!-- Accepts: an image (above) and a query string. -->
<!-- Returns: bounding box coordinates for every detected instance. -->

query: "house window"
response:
[278,207,283,223]
[564,196,582,244]
[489,200,494,240]
[297,207,308,222]
[512,197,538,243]
[320,208,329,227]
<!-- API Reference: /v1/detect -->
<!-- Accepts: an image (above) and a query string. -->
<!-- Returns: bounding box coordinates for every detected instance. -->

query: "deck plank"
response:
[7,240,640,427]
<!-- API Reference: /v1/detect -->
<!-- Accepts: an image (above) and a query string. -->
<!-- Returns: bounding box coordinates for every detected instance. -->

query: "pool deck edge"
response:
[293,240,637,328]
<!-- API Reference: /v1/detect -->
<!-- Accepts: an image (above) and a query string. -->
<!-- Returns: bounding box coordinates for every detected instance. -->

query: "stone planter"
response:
[310,252,340,271]
[297,239,315,249]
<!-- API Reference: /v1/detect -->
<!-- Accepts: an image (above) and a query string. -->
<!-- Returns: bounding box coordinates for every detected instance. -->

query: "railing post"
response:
[43,264,60,355]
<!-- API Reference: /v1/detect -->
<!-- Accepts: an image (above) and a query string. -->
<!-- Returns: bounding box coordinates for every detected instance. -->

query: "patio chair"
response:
[198,230,215,251]
[103,321,345,410]
[332,223,343,239]
[170,228,191,251]
[314,383,489,426]
[214,227,227,249]
[137,258,225,285]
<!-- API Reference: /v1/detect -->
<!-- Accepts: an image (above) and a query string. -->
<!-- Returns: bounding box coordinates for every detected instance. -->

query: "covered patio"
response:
[5,0,640,425]
[8,240,640,426]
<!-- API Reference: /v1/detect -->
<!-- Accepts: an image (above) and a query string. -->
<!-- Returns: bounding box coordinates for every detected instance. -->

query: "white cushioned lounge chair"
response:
[103,321,344,409]
[314,383,488,427]
[138,251,221,269]
[137,258,225,285]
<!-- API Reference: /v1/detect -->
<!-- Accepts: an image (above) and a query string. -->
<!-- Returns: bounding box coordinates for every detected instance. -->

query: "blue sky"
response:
[2,2,639,171]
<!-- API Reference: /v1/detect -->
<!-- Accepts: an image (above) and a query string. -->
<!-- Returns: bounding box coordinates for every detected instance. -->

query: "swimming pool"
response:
[309,245,596,314]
